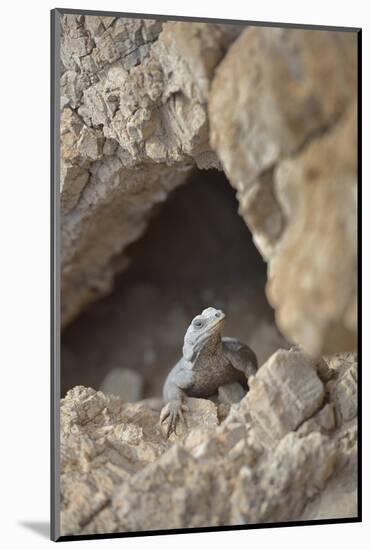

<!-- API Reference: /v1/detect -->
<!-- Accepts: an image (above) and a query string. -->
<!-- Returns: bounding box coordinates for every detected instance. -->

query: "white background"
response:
[0,0,368,547]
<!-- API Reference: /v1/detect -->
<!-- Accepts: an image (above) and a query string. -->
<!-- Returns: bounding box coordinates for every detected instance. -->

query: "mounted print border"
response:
[51,7,362,542]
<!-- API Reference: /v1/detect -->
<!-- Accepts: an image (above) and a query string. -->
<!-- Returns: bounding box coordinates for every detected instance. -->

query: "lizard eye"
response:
[193,318,204,329]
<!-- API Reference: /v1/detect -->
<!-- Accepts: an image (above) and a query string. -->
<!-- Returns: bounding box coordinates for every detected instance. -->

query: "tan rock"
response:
[112,445,231,531]
[268,104,357,355]
[326,353,358,425]
[246,348,325,448]
[60,16,240,326]
[60,386,170,535]
[209,27,356,187]
[297,403,336,436]
[160,397,219,443]
[209,26,357,355]
[230,431,337,524]
[60,350,357,535]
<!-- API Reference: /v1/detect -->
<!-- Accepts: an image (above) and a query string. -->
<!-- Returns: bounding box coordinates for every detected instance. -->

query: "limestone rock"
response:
[59,351,357,535]
[326,352,358,425]
[60,386,170,535]
[209,26,357,355]
[246,348,325,448]
[185,417,261,467]
[160,397,219,443]
[112,445,231,531]
[60,18,357,358]
[230,431,337,524]
[300,451,358,521]
[60,16,240,326]
[297,403,336,436]
[209,27,356,188]
[61,161,190,326]
[267,105,357,355]
[60,108,93,213]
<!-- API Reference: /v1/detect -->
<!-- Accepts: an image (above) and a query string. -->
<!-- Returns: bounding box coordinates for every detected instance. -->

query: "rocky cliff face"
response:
[60,15,240,326]
[209,27,357,355]
[60,17,357,357]
[60,350,357,535]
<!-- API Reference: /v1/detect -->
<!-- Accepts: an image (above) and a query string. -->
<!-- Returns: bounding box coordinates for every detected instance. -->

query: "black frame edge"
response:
[356,27,362,523]
[57,517,362,543]
[51,7,62,543]
[55,7,360,32]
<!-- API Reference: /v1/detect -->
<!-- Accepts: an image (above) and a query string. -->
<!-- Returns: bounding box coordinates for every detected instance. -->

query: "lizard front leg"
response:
[161,364,191,437]
[160,394,188,438]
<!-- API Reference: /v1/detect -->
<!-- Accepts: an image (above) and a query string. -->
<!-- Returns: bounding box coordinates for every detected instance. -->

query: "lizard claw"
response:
[160,403,170,424]
[177,405,188,428]
[160,401,188,438]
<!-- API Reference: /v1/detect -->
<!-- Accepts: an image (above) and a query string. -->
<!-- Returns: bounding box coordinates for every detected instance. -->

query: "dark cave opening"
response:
[61,169,288,398]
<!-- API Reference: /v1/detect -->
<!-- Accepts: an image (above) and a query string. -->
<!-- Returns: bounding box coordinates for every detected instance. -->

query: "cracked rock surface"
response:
[209,27,357,355]
[60,349,357,535]
[60,15,241,326]
[60,18,357,359]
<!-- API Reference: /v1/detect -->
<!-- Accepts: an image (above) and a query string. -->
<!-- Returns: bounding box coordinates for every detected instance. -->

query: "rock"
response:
[315,356,336,383]
[138,397,164,411]
[99,368,144,402]
[300,452,358,521]
[160,397,219,443]
[325,352,357,373]
[60,386,171,535]
[186,419,260,467]
[209,27,357,355]
[316,404,336,432]
[300,406,358,522]
[60,15,241,326]
[230,431,337,524]
[60,18,357,359]
[326,353,358,425]
[267,105,357,356]
[61,161,189,327]
[112,445,232,531]
[297,403,336,436]
[60,349,357,536]
[210,27,356,188]
[245,348,325,448]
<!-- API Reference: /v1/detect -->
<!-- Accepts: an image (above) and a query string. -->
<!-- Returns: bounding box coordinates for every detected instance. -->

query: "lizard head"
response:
[182,307,226,362]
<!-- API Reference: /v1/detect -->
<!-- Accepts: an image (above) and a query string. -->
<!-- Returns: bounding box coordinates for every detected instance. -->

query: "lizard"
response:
[160,306,258,437]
